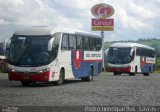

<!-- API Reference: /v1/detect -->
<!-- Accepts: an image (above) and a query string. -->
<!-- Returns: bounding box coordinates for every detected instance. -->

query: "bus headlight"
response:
[8,68,16,72]
[38,68,50,73]
[11,69,15,72]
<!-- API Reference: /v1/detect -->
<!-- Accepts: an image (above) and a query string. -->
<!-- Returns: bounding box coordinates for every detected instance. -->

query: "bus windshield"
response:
[9,35,53,67]
[108,47,131,64]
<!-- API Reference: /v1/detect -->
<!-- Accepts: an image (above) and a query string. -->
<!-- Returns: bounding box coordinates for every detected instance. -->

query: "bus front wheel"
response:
[129,67,137,76]
[143,73,150,76]
[55,70,64,86]
[113,72,121,76]
[21,81,30,86]
[129,73,136,76]
[81,68,93,81]
[144,67,151,76]
[87,68,93,81]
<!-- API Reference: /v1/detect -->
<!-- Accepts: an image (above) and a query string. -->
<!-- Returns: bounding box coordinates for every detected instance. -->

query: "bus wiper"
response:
[16,48,27,65]
[30,53,38,66]
[113,54,118,64]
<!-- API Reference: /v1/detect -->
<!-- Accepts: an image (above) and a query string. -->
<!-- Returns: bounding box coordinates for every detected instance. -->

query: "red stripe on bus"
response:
[8,71,50,82]
[108,66,131,73]
[83,60,102,62]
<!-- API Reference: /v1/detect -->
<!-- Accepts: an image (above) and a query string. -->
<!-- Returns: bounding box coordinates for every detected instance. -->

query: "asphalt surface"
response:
[0,72,160,107]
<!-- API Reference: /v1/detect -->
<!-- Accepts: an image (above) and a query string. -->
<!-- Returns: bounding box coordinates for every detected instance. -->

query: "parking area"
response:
[0,72,160,106]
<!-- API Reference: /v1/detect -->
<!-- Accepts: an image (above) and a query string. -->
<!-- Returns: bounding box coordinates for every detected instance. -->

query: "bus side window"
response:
[147,50,151,57]
[145,49,148,57]
[69,35,76,50]
[149,50,155,58]
[152,50,156,58]
[83,36,90,50]
[76,35,82,49]
[136,48,139,56]
[141,48,145,56]
[90,38,96,51]
[61,34,68,50]
[96,38,102,50]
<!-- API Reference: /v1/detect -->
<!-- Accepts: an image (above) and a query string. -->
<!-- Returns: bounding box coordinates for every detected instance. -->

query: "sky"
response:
[0,0,160,43]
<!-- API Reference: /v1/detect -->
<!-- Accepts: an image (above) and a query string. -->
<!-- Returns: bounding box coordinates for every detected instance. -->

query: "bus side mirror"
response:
[3,38,11,51]
[48,38,55,51]
[105,48,109,56]
[3,38,11,57]
[130,49,135,60]
[130,49,134,56]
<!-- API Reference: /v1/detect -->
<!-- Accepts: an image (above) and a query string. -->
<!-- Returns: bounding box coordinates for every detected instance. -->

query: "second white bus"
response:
[8,27,103,85]
[107,43,156,76]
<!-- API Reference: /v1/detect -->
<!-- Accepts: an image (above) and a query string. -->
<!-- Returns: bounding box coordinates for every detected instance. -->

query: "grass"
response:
[154,70,160,73]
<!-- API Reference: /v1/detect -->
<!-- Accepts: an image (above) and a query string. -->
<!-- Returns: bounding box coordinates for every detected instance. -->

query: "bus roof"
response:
[13,27,101,37]
[111,42,155,50]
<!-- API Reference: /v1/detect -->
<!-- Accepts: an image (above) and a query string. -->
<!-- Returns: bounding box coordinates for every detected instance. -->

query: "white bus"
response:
[107,42,156,76]
[8,27,102,85]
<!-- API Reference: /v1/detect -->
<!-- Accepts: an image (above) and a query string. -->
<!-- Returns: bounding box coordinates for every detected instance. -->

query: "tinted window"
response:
[136,47,155,58]
[61,34,68,50]
[77,35,82,49]
[69,35,76,50]
[96,38,102,50]
[108,47,131,64]
[90,38,96,50]
[61,34,101,51]
[83,37,90,50]
[9,36,51,67]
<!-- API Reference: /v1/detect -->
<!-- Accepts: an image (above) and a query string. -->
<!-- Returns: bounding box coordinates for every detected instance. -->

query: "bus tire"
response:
[81,77,86,81]
[56,70,64,86]
[129,72,136,76]
[143,73,149,76]
[113,72,117,76]
[114,72,121,76]
[129,73,135,76]
[87,67,93,81]
[21,81,30,86]
[129,67,137,76]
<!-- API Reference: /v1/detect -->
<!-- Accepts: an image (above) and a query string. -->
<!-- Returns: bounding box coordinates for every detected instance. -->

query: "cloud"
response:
[116,7,153,30]
[0,0,159,43]
[0,19,8,26]
[0,0,83,28]
[0,0,84,42]
[127,1,160,19]
[104,0,159,41]
[0,0,24,6]
[105,34,117,42]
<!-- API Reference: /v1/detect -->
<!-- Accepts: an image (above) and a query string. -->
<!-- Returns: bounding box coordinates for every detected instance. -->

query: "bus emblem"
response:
[73,50,82,69]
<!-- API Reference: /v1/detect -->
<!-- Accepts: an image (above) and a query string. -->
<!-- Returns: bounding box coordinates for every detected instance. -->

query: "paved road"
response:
[0,72,160,106]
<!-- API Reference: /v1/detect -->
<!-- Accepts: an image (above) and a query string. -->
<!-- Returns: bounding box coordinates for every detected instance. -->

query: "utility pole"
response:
[101,31,105,71]
[91,3,114,72]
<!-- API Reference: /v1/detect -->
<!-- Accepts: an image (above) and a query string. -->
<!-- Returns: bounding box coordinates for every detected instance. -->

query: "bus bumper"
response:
[8,71,50,82]
[108,66,131,73]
